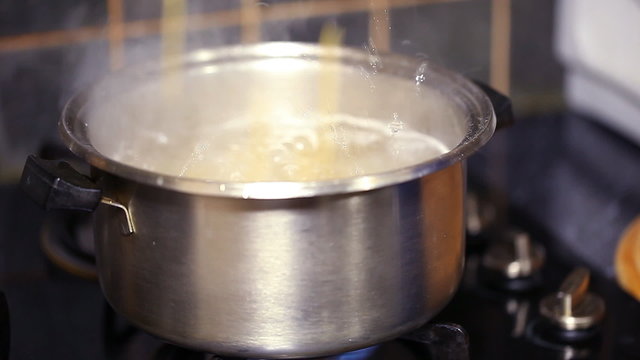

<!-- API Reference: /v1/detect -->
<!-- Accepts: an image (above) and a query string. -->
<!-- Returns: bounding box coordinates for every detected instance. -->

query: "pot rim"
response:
[60,42,495,199]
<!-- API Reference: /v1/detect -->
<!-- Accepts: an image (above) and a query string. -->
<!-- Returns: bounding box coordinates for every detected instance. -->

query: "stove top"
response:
[2,113,640,359]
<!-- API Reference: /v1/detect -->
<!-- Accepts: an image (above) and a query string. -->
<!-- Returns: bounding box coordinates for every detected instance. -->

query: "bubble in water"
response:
[281,136,314,159]
[415,63,428,86]
[359,65,376,91]
[155,133,169,144]
[301,109,313,120]
[329,122,349,148]
[353,163,363,176]
[180,140,211,176]
[365,41,382,74]
[359,66,371,79]
[141,113,448,183]
[195,141,209,153]
[270,147,289,165]
[369,55,382,73]
[292,135,313,154]
[388,112,404,135]
[281,163,301,179]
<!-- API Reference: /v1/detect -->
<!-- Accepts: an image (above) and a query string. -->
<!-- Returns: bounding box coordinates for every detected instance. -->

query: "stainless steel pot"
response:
[21,43,510,358]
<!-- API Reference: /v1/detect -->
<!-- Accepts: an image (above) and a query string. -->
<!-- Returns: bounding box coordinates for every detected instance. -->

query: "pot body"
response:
[94,161,465,358]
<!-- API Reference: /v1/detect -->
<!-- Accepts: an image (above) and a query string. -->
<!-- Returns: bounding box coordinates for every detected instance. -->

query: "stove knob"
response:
[539,267,605,332]
[466,191,495,236]
[481,229,545,291]
[466,191,497,239]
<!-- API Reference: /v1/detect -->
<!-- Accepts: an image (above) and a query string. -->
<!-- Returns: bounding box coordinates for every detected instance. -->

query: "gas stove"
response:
[1,113,640,359]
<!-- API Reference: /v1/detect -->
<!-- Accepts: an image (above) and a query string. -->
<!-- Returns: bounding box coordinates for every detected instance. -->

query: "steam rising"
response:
[0,0,499,181]
[71,1,475,186]
[82,44,468,186]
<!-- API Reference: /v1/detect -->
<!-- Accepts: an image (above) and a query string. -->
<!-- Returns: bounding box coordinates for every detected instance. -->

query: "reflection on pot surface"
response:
[22,42,503,358]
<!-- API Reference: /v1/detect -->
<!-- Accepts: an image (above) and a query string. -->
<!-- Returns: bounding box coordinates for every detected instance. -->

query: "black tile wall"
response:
[0,41,110,175]
[187,0,241,14]
[258,0,314,5]
[123,0,162,21]
[511,0,564,114]
[390,1,491,82]
[0,0,107,36]
[121,0,240,72]
[187,26,242,51]
[262,12,369,46]
[260,0,307,3]
[123,35,162,65]
[124,0,241,22]
[0,0,565,181]
[123,27,242,66]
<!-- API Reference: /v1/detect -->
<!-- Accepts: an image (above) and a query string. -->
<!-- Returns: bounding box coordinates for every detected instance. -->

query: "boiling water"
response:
[86,48,468,183]
[104,112,449,182]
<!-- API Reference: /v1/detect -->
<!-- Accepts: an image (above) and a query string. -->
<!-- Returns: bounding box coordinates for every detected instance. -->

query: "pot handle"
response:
[20,155,134,235]
[21,155,102,211]
[473,81,514,130]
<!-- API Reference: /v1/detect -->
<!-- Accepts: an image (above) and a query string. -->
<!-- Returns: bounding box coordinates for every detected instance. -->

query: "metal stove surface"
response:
[1,113,640,359]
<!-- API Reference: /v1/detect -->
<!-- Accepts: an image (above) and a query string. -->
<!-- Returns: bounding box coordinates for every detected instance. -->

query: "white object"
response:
[555,0,640,143]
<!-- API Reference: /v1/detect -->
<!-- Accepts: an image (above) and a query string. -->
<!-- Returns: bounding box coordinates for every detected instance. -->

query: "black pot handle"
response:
[473,81,514,131]
[20,155,134,235]
[21,155,102,211]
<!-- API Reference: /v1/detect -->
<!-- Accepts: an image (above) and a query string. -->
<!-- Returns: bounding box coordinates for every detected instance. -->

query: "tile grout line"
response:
[487,0,511,228]
[489,0,511,95]
[107,0,125,70]
[368,0,391,52]
[0,28,104,52]
[241,0,262,43]
[0,0,465,53]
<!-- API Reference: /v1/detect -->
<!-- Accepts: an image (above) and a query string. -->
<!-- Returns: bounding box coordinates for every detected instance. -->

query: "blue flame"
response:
[335,345,379,360]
